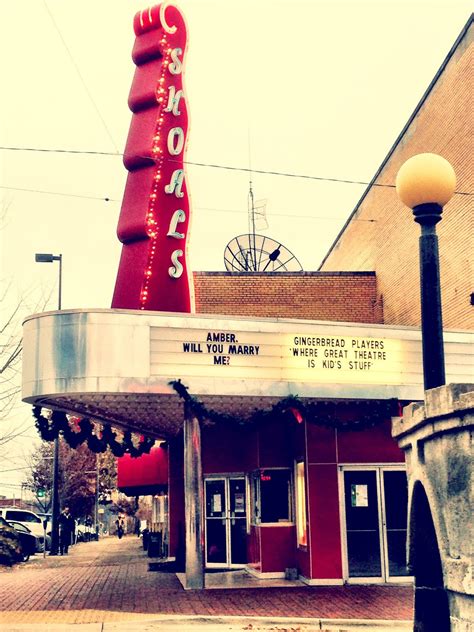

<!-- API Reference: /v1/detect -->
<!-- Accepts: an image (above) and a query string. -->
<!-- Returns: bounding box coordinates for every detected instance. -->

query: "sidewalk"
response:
[0,535,413,630]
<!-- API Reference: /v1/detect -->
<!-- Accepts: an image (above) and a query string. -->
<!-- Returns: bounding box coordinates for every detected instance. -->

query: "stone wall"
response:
[393,384,473,632]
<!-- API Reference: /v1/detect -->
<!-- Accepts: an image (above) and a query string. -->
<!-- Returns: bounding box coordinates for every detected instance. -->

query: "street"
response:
[0,535,413,631]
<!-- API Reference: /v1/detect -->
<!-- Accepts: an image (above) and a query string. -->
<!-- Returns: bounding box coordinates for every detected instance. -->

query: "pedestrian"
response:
[58,506,74,555]
[115,517,125,539]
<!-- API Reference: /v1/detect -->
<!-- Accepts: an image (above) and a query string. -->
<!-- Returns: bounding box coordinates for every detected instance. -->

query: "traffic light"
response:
[37,488,46,498]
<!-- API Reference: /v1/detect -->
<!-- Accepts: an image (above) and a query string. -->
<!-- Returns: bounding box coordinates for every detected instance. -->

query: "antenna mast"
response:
[248,129,257,271]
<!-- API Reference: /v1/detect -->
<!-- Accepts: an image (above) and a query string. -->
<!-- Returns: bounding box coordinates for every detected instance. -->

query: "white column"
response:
[183,402,204,589]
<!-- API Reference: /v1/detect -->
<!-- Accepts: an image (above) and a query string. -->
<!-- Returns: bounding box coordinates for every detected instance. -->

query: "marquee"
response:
[22,309,474,435]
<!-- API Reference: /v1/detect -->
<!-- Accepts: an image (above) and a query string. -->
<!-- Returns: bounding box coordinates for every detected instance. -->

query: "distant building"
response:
[0,499,36,511]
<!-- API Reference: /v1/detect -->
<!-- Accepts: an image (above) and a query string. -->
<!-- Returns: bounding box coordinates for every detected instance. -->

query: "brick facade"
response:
[193,271,383,323]
[319,18,473,331]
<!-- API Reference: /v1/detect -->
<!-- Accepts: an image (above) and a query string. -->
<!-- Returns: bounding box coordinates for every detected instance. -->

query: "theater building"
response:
[23,10,473,590]
[114,13,473,586]
[24,278,473,587]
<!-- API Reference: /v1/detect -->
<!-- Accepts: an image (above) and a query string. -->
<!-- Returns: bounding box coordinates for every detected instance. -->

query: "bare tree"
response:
[0,205,54,501]
[0,284,23,424]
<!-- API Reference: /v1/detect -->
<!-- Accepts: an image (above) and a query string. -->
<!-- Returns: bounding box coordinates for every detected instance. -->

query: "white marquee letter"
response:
[167,127,185,156]
[164,86,183,116]
[159,3,177,34]
[164,170,185,197]
[169,48,183,75]
[169,250,184,278]
[167,210,186,239]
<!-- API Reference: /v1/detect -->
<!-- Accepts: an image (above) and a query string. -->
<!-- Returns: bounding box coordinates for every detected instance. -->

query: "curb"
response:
[0,614,414,631]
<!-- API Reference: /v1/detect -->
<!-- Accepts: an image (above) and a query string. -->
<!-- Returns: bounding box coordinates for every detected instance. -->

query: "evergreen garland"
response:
[33,382,398,457]
[169,379,397,431]
[32,407,155,458]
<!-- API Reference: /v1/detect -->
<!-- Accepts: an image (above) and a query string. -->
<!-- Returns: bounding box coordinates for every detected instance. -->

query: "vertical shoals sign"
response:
[112,3,193,313]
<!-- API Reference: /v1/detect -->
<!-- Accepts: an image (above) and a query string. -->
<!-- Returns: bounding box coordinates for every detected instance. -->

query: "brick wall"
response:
[320,20,473,331]
[193,271,383,323]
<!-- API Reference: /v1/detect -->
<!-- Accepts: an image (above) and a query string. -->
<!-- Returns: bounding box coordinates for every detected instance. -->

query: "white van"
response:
[0,507,47,552]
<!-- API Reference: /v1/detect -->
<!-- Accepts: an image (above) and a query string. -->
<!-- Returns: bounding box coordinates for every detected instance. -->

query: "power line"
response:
[0,185,117,203]
[42,0,121,155]
[1,146,118,157]
[0,185,375,221]
[0,466,32,474]
[0,144,385,187]
[193,206,376,222]
[0,145,471,195]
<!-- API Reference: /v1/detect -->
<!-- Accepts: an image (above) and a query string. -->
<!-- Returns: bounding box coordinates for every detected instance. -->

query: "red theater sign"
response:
[112,2,193,313]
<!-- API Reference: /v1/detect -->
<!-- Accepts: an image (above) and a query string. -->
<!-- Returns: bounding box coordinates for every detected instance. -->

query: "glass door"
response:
[382,470,410,579]
[205,478,227,565]
[343,470,382,579]
[205,476,247,568]
[229,478,247,565]
[341,467,410,583]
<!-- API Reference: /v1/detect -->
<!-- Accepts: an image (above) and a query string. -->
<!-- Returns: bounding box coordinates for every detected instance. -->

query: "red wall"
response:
[307,463,342,579]
[202,424,255,474]
[337,419,404,463]
[247,526,261,572]
[202,416,293,474]
[260,525,296,573]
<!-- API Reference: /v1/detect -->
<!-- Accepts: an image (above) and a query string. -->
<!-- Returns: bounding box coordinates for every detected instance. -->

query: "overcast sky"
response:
[0,0,471,497]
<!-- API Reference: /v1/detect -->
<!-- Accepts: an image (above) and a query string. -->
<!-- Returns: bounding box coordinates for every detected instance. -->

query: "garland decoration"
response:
[169,380,398,432]
[32,406,156,458]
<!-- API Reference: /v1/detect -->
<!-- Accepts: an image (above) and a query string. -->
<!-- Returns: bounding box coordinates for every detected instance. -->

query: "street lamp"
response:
[35,253,62,309]
[35,252,63,555]
[396,153,456,391]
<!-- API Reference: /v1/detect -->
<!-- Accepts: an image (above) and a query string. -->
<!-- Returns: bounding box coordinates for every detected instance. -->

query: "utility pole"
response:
[35,253,63,555]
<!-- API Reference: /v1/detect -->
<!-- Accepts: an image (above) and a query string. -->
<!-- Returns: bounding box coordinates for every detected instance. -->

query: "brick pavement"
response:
[0,536,413,625]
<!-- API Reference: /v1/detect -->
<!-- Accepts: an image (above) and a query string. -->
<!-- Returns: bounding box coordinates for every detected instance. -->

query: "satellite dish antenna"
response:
[223,128,303,272]
[224,234,303,272]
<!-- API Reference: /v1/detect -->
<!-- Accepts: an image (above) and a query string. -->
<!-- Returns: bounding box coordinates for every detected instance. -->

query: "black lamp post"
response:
[35,252,63,555]
[396,153,456,391]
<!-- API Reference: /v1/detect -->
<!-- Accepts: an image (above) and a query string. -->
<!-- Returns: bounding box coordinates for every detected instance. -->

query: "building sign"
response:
[112,2,193,314]
[351,484,369,508]
[288,334,398,374]
[150,327,409,385]
[22,310,473,406]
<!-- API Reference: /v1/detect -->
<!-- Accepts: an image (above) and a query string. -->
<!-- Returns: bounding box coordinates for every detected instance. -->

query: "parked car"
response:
[4,521,38,560]
[76,521,95,542]
[0,517,32,563]
[0,507,47,552]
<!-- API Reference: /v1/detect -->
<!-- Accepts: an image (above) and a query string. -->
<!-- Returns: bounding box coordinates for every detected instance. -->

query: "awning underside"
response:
[30,391,397,440]
[32,393,290,439]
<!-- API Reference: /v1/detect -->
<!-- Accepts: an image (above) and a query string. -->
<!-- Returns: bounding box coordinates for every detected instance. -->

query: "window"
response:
[251,469,292,524]
[8,522,30,534]
[295,461,308,547]
[5,510,40,523]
